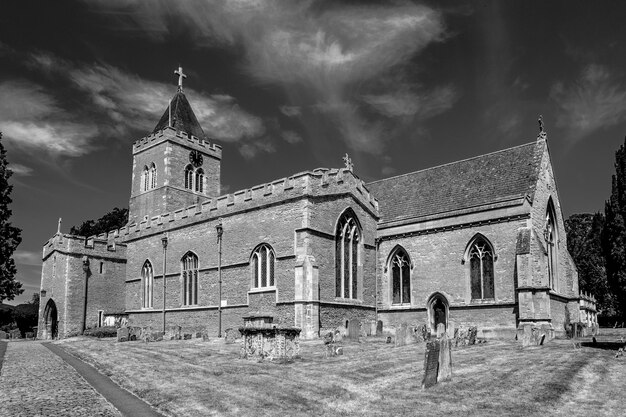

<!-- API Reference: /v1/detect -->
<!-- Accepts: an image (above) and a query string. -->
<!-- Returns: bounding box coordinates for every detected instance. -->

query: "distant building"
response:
[37,72,584,340]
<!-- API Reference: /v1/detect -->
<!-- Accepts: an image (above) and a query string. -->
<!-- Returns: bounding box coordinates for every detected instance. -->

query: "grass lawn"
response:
[55,332,626,417]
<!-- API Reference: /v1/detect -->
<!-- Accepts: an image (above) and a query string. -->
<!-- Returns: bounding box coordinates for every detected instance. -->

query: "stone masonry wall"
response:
[38,234,127,339]
[377,216,525,333]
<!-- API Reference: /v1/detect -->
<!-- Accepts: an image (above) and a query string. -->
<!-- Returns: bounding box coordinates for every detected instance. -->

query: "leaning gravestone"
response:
[437,334,452,382]
[395,323,408,347]
[468,326,477,345]
[422,340,440,389]
[346,319,361,341]
[376,320,383,336]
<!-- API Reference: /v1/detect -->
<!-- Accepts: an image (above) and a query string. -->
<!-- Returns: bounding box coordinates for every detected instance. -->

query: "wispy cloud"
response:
[0,80,99,157]
[13,250,41,267]
[9,163,33,176]
[84,0,453,159]
[25,52,269,157]
[551,64,626,141]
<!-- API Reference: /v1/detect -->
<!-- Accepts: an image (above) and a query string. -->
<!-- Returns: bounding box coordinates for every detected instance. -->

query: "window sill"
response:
[333,297,363,305]
[389,303,413,309]
[469,298,496,304]
[249,287,276,294]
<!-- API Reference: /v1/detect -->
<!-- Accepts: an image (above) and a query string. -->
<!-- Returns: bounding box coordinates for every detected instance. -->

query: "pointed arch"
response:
[195,168,205,193]
[250,243,275,289]
[387,245,411,305]
[545,197,558,290]
[141,260,154,308]
[181,251,199,305]
[142,165,149,191]
[184,164,194,190]
[335,208,362,299]
[427,292,449,333]
[149,162,157,189]
[464,233,495,300]
[43,298,58,339]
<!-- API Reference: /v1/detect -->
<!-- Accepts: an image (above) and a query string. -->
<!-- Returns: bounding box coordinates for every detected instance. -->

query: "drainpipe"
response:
[216,219,223,337]
[81,257,90,334]
[161,234,168,333]
[375,238,379,325]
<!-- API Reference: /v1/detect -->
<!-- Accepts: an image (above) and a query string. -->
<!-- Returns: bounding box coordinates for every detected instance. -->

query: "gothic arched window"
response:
[390,247,411,305]
[141,261,153,308]
[252,244,275,289]
[468,236,495,300]
[195,168,204,193]
[184,165,194,190]
[142,165,149,192]
[335,210,360,299]
[149,163,157,189]
[181,252,198,306]
[545,200,558,290]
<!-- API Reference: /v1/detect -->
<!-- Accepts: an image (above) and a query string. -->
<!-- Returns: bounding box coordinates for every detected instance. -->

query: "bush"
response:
[83,326,118,338]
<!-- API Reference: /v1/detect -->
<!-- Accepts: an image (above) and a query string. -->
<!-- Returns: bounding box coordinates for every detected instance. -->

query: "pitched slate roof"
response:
[152,92,206,139]
[367,140,545,225]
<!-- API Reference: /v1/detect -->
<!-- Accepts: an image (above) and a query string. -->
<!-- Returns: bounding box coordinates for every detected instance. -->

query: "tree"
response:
[0,132,23,302]
[70,207,129,237]
[13,292,39,337]
[565,213,615,316]
[603,136,626,321]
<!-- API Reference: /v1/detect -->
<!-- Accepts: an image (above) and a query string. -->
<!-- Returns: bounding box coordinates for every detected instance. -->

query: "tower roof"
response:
[152,92,207,139]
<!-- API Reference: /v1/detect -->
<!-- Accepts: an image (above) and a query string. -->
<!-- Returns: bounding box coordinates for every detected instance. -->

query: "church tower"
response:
[128,67,222,224]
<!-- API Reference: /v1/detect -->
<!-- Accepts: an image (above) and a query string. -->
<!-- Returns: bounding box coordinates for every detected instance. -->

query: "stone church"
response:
[37,74,583,341]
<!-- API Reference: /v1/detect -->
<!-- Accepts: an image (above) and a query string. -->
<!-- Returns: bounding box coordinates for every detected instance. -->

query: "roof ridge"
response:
[368,140,542,185]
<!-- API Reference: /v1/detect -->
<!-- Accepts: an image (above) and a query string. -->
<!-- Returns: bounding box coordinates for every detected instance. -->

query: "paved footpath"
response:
[0,341,165,417]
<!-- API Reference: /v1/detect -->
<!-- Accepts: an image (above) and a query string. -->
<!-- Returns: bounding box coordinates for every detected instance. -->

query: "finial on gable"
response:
[57,217,62,234]
[343,153,354,172]
[537,115,547,140]
[175,66,187,93]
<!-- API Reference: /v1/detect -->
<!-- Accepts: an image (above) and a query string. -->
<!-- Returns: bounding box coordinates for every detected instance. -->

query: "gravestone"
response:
[224,328,241,344]
[333,329,343,343]
[386,336,392,344]
[166,325,182,341]
[183,333,192,340]
[376,320,383,336]
[436,323,446,338]
[0,330,7,339]
[437,334,452,383]
[395,323,407,347]
[116,327,129,342]
[422,340,440,389]
[346,319,361,341]
[446,322,456,339]
[467,327,477,345]
[539,334,546,345]
[419,324,430,341]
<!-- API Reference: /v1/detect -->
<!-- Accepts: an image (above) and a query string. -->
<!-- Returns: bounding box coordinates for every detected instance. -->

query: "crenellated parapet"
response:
[42,232,127,262]
[132,126,222,160]
[115,167,378,240]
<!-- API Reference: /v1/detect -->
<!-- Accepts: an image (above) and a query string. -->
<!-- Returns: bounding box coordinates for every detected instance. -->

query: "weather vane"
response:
[537,115,547,140]
[175,66,186,93]
[343,153,354,172]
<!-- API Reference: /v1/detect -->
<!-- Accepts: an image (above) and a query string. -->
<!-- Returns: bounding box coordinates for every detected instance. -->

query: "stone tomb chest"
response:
[239,314,301,362]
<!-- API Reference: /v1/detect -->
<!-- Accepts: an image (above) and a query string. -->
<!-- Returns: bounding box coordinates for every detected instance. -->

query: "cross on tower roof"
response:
[537,115,547,140]
[175,66,187,93]
[343,153,354,171]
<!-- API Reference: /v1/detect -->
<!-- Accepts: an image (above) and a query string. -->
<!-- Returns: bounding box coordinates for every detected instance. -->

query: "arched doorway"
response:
[427,293,448,333]
[43,299,58,340]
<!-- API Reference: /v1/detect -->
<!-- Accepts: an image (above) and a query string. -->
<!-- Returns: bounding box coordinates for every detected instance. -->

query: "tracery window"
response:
[252,244,275,289]
[142,261,153,308]
[335,210,360,299]
[184,165,205,194]
[142,165,149,191]
[390,247,411,305]
[149,163,157,189]
[181,252,198,306]
[468,236,494,300]
[545,200,558,290]
[195,168,204,193]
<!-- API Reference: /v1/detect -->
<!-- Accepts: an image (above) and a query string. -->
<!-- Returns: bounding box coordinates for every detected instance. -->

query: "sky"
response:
[2,0,626,305]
